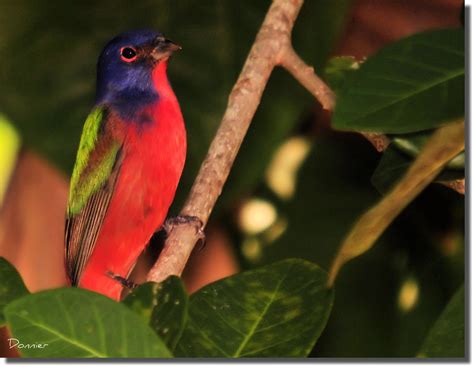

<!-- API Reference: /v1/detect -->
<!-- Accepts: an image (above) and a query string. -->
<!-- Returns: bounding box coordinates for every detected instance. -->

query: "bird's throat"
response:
[152,59,175,99]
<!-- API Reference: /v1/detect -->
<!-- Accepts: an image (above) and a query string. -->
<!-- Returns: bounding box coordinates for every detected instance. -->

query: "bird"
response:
[65,29,186,301]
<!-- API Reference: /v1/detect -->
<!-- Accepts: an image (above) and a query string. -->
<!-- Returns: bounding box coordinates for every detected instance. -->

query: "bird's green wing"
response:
[65,106,123,285]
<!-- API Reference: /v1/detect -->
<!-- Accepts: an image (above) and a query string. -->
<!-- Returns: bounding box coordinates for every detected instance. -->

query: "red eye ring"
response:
[120,47,138,62]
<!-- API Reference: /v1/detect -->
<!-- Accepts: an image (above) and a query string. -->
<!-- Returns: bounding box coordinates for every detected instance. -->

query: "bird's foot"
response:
[162,215,206,250]
[106,271,138,289]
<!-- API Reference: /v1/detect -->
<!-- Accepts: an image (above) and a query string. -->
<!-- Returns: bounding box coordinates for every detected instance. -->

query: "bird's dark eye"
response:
[120,47,137,62]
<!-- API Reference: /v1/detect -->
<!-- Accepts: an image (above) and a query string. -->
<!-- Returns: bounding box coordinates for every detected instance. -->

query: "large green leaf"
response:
[332,28,464,133]
[5,288,171,358]
[175,259,333,358]
[418,286,464,358]
[0,257,28,326]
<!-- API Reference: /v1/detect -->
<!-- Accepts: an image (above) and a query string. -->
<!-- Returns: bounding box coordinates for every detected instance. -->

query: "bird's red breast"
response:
[78,61,186,300]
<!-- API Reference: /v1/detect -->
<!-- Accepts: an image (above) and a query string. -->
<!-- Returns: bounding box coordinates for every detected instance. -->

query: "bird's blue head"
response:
[95,29,181,119]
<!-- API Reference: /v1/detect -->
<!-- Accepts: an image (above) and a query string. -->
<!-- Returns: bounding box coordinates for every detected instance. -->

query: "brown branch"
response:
[147,0,313,283]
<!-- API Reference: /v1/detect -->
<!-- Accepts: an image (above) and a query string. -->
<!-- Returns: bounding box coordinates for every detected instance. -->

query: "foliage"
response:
[253,27,464,357]
[1,258,332,358]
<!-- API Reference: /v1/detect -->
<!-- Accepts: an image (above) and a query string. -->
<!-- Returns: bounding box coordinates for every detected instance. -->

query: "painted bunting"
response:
[65,30,186,300]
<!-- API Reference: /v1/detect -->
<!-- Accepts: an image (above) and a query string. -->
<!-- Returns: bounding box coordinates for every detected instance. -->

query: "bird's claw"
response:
[106,271,138,289]
[162,215,206,250]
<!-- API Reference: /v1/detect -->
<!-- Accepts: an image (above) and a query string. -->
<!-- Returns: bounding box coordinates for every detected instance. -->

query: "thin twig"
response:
[278,45,335,111]
[277,44,391,152]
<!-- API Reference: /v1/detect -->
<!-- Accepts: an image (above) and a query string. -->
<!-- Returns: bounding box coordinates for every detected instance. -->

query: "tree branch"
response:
[147,0,312,283]
[147,0,464,284]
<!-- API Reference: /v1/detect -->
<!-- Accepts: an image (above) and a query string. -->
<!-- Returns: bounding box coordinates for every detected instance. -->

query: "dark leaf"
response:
[333,29,464,133]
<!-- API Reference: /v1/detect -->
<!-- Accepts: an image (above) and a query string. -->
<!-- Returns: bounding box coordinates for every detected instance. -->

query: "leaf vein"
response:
[11,312,107,358]
[232,263,294,357]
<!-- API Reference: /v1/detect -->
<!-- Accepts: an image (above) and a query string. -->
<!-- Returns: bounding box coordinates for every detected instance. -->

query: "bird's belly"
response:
[79,111,186,300]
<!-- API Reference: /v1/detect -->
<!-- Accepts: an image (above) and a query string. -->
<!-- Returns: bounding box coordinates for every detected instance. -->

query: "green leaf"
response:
[150,276,188,353]
[5,288,171,358]
[418,286,464,358]
[175,259,333,358]
[0,257,28,326]
[372,144,464,194]
[333,28,464,133]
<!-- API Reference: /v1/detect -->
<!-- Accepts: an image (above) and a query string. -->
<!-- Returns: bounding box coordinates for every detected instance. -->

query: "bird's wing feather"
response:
[65,106,123,285]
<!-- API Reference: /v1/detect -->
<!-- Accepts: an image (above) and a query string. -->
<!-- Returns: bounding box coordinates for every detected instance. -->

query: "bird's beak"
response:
[150,38,182,62]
